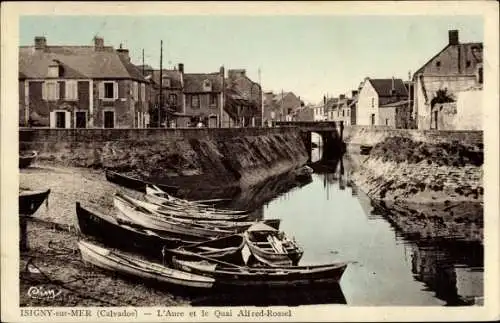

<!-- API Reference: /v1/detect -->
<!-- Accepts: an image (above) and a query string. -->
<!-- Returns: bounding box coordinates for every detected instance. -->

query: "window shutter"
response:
[55,82,60,100]
[49,111,55,128]
[42,82,47,100]
[65,111,71,128]
[99,82,104,99]
[113,82,119,100]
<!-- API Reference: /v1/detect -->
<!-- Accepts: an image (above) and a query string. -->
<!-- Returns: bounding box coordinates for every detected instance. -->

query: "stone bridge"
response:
[273,121,345,161]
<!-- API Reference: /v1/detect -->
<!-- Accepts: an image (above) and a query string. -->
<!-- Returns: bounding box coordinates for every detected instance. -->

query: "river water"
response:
[192,146,484,307]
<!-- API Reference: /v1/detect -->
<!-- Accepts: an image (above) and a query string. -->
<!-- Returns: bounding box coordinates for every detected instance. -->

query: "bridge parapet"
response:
[274,121,339,131]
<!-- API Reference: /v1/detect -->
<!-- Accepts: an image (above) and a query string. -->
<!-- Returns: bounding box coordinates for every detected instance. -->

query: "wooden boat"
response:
[146,185,232,208]
[19,188,50,216]
[122,192,249,222]
[19,151,37,169]
[244,223,303,267]
[113,193,236,239]
[172,256,349,287]
[76,202,204,256]
[78,240,214,288]
[105,170,179,194]
[165,234,245,263]
[145,185,246,214]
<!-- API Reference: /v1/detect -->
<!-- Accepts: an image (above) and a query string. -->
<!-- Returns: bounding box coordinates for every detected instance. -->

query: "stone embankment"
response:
[344,127,483,243]
[19,128,309,196]
[344,126,483,204]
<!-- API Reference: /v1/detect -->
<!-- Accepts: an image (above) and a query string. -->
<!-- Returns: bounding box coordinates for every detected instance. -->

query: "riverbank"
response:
[348,136,483,205]
[20,165,195,306]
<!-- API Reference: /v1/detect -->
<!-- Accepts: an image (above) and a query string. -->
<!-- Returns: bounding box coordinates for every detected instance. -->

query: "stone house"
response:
[313,103,326,121]
[324,97,339,121]
[328,94,354,126]
[19,36,150,128]
[292,105,314,121]
[141,65,185,127]
[263,91,303,123]
[412,30,483,130]
[223,69,262,127]
[356,77,409,126]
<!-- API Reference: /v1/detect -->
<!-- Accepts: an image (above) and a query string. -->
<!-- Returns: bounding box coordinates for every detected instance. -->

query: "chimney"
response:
[448,30,459,46]
[94,36,104,51]
[339,94,345,100]
[220,65,225,77]
[178,63,184,73]
[116,43,130,62]
[323,95,326,105]
[34,36,46,50]
[351,90,358,97]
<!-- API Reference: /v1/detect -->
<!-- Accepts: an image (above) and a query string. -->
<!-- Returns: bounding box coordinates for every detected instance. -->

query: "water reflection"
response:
[191,283,346,306]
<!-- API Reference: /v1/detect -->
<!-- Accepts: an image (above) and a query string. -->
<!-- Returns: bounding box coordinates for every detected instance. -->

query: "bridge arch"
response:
[273,121,346,162]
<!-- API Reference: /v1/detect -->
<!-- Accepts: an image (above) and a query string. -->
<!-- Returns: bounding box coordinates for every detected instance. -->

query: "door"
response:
[371,113,375,125]
[433,110,438,130]
[104,111,114,128]
[55,111,66,128]
[75,111,87,128]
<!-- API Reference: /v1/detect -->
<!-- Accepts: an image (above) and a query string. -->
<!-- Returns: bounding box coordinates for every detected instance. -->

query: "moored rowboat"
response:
[244,223,303,267]
[122,192,249,222]
[105,170,179,194]
[146,185,232,208]
[19,151,37,169]
[19,188,50,216]
[78,240,214,289]
[172,256,349,287]
[165,234,245,263]
[76,202,203,257]
[113,193,236,238]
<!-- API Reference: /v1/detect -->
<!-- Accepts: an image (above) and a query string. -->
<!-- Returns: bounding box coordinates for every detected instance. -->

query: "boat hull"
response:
[172,257,348,287]
[19,189,50,216]
[76,202,204,258]
[113,194,235,239]
[244,231,303,267]
[105,171,179,194]
[79,240,214,289]
[19,151,37,169]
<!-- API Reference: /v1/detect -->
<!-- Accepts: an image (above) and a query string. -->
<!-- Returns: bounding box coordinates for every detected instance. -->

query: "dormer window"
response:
[202,79,212,92]
[436,61,441,68]
[162,77,171,88]
[48,60,61,78]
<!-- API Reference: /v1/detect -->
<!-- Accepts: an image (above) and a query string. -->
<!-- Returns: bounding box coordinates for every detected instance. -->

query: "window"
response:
[478,67,483,84]
[104,111,114,128]
[385,118,389,126]
[99,82,118,100]
[342,110,345,117]
[436,61,441,68]
[162,77,171,88]
[169,94,177,105]
[466,60,471,68]
[48,65,59,78]
[44,81,59,101]
[75,111,86,128]
[132,82,139,101]
[203,80,211,91]
[371,97,374,108]
[191,95,199,108]
[65,81,78,100]
[56,112,66,128]
[209,94,217,106]
[371,113,375,125]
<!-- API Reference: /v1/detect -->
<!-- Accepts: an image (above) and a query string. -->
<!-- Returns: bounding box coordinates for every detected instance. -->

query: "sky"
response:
[20,15,483,104]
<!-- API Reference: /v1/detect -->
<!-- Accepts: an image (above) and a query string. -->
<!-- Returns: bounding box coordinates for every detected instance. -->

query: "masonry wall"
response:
[343,125,483,147]
[455,89,483,130]
[19,127,308,188]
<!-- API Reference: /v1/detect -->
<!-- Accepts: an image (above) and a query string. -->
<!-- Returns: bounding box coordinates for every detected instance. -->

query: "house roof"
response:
[369,78,408,97]
[150,70,183,89]
[19,46,146,81]
[413,42,483,77]
[183,73,223,93]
